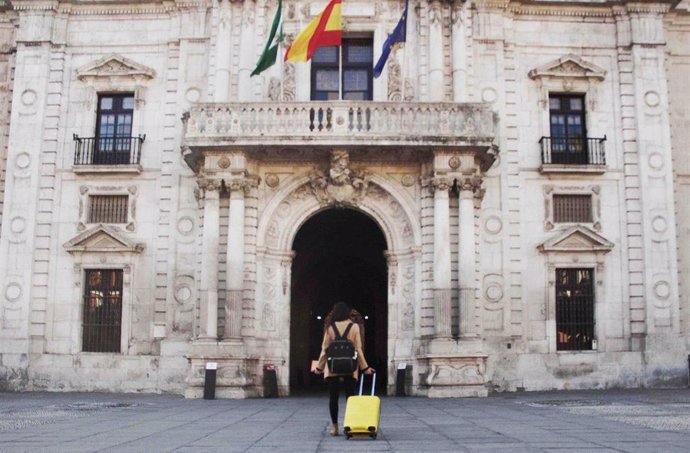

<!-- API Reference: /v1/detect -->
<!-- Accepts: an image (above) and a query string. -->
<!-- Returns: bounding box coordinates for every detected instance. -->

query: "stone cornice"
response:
[10,1,210,16]
[508,3,613,17]
[12,1,59,11]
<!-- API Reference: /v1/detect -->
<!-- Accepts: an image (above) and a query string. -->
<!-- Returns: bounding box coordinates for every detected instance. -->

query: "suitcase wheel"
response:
[345,434,352,440]
[370,433,377,439]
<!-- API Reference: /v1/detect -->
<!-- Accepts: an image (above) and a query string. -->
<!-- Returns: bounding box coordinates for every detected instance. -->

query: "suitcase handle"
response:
[358,372,376,396]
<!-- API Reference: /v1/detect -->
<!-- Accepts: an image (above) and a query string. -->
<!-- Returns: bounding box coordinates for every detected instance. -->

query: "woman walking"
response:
[313,302,375,436]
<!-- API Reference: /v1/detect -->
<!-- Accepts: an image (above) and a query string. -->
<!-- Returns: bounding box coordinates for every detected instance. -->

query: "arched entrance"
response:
[289,208,388,393]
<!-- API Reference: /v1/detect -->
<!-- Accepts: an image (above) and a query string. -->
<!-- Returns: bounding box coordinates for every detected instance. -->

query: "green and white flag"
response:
[251,0,283,76]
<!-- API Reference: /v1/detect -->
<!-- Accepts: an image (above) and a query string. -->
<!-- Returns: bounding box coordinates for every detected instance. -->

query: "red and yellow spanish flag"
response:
[284,0,342,62]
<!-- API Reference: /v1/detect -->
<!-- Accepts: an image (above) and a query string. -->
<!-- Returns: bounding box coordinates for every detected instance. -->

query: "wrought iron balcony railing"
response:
[539,136,606,166]
[73,134,145,166]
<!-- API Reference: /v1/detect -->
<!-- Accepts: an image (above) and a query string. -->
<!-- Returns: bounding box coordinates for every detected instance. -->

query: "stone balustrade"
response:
[181,102,497,158]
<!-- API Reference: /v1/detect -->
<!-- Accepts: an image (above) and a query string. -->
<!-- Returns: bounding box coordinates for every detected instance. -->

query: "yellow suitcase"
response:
[343,373,380,439]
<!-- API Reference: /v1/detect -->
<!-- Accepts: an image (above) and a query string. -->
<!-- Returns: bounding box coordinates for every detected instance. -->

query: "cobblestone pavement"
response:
[2,388,690,452]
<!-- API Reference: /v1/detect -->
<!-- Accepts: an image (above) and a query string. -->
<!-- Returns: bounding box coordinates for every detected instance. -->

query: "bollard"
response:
[263,364,278,398]
[204,362,217,400]
[396,362,408,396]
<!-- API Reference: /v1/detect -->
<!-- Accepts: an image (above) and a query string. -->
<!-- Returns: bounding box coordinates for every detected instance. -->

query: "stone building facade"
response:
[0,0,689,397]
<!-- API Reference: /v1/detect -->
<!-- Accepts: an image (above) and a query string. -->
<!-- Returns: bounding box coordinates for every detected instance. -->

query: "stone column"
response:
[225,179,246,340]
[214,0,233,102]
[432,176,452,337]
[238,0,256,101]
[458,176,481,338]
[198,178,221,340]
[451,2,467,102]
[428,1,444,102]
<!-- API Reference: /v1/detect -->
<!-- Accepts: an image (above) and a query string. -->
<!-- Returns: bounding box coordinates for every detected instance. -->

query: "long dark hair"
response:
[331,302,351,321]
[323,302,365,344]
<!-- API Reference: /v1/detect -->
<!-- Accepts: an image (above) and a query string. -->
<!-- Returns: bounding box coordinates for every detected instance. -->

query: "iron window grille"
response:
[553,194,593,223]
[311,38,373,101]
[82,269,123,353]
[555,268,594,351]
[88,195,128,224]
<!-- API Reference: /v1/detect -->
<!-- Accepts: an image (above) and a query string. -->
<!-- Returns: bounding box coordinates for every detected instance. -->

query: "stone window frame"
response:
[78,185,138,232]
[538,225,614,354]
[75,55,155,154]
[63,224,145,356]
[74,263,133,355]
[528,54,607,138]
[543,184,601,232]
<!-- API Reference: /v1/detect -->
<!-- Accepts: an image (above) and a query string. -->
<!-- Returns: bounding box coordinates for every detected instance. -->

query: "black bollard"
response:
[263,364,278,398]
[395,363,408,396]
[203,362,217,400]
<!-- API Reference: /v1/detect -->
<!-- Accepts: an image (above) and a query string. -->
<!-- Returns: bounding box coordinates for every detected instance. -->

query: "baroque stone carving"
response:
[430,176,451,192]
[402,302,414,331]
[387,54,402,101]
[265,173,280,188]
[309,151,369,207]
[282,61,296,101]
[267,77,281,101]
[261,303,276,331]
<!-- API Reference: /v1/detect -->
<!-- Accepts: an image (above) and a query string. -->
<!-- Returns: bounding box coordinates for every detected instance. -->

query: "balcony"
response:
[539,136,607,174]
[73,134,145,174]
[181,102,498,172]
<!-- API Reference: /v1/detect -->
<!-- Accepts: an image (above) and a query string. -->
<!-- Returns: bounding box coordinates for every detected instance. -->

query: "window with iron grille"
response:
[553,194,592,223]
[88,195,128,224]
[556,268,594,351]
[82,269,123,353]
[311,38,373,100]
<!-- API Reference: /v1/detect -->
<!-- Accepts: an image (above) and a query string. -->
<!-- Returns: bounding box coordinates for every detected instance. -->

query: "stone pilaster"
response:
[428,0,444,102]
[198,178,222,340]
[451,1,467,102]
[627,5,680,343]
[225,178,246,340]
[237,0,256,101]
[432,176,452,338]
[213,0,233,102]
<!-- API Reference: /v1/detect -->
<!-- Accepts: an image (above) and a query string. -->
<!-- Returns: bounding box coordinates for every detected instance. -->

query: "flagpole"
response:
[401,0,408,101]
[401,42,406,101]
[339,44,343,100]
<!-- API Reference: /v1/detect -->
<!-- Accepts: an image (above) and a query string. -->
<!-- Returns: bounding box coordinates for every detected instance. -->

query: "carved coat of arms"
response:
[309,151,369,207]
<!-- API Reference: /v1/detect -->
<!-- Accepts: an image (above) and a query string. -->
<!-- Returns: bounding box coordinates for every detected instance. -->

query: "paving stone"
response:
[2,389,690,452]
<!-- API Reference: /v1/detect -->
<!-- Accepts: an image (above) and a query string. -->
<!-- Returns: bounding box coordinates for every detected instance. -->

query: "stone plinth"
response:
[185,341,258,399]
[423,354,489,398]
[421,338,488,397]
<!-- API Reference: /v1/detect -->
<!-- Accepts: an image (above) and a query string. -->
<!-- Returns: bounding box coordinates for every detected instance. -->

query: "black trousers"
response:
[326,376,356,424]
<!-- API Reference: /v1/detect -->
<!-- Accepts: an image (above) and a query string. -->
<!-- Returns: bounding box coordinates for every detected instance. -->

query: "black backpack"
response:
[326,322,358,375]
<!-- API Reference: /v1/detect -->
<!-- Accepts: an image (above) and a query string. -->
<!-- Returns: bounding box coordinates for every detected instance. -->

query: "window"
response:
[311,39,373,101]
[553,194,592,223]
[95,94,135,164]
[555,268,594,351]
[82,269,123,353]
[549,94,586,163]
[88,195,128,224]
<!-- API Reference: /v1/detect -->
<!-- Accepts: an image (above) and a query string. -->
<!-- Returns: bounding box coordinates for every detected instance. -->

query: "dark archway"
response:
[290,208,388,393]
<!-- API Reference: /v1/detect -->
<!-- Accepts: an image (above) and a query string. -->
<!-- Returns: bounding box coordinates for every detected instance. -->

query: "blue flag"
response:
[373,0,408,78]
